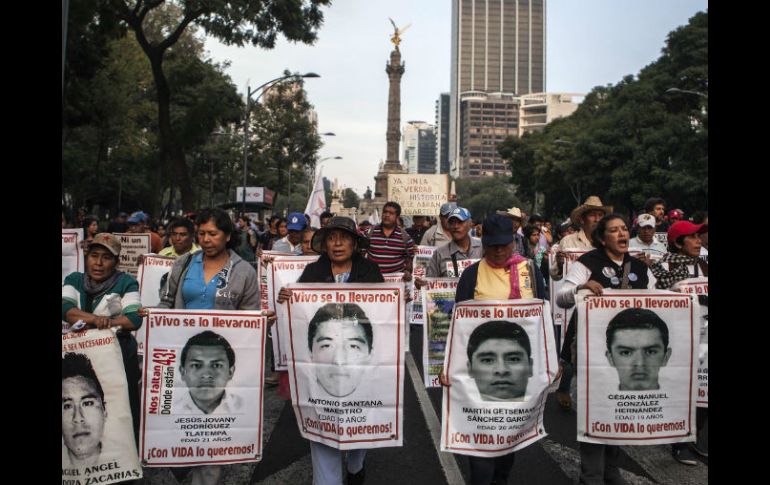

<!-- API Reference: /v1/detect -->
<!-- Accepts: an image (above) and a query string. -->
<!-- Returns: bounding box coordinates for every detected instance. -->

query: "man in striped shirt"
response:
[365,201,415,277]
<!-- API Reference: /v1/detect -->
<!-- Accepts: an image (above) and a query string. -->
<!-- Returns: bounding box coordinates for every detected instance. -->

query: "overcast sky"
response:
[205,0,708,196]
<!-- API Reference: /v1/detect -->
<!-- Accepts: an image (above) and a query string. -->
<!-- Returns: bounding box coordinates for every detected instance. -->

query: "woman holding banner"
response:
[440,213,547,485]
[154,208,260,485]
[277,216,383,485]
[62,233,143,441]
[555,214,656,485]
[650,220,709,465]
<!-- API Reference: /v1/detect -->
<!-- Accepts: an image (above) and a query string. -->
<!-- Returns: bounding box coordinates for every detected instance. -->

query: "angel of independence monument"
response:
[358,20,410,223]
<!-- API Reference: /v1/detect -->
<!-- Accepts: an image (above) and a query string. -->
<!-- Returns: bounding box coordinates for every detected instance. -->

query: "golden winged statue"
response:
[389,17,412,46]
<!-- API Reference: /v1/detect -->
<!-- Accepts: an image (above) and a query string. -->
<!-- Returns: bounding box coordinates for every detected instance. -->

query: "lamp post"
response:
[310,155,343,195]
[241,72,320,216]
[267,166,293,215]
[665,87,707,98]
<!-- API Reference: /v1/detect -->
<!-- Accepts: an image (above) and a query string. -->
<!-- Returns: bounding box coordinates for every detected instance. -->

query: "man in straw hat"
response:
[549,196,611,412]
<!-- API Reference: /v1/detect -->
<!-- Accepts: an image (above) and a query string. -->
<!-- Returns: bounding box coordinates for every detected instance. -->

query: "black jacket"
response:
[298,252,384,283]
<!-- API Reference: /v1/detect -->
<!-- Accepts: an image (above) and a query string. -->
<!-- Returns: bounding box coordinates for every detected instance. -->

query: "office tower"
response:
[402,121,437,174]
[435,93,450,174]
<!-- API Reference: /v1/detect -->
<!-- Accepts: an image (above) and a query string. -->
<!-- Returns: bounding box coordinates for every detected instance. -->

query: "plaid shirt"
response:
[365,225,416,274]
[651,253,703,289]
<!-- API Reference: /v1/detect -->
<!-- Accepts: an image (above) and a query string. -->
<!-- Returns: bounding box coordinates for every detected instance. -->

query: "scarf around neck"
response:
[484,253,528,299]
[82,270,123,297]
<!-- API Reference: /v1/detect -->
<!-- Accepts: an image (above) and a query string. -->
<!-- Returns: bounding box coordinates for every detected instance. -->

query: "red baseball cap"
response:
[667,221,707,242]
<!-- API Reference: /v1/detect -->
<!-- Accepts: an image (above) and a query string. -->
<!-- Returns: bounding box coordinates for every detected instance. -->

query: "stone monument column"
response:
[374,45,408,199]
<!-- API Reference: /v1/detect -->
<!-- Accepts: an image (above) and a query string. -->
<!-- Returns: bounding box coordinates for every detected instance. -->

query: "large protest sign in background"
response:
[266,255,319,370]
[441,299,558,457]
[135,254,176,355]
[140,309,267,466]
[444,258,479,278]
[258,250,293,311]
[576,290,698,446]
[387,173,449,216]
[62,228,84,284]
[422,279,459,388]
[114,233,151,277]
[410,245,437,325]
[62,329,142,484]
[284,283,405,450]
[672,278,708,408]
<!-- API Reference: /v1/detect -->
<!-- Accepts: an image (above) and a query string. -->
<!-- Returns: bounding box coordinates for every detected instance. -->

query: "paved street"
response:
[138,328,707,485]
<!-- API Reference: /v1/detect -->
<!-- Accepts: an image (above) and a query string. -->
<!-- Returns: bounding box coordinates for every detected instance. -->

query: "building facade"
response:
[402,121,437,174]
[435,93,450,174]
[449,0,547,177]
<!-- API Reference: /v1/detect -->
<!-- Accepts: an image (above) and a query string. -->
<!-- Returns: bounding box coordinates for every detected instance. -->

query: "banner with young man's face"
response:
[672,278,708,408]
[266,255,319,370]
[440,299,559,457]
[576,289,699,445]
[62,329,142,484]
[284,283,405,450]
[139,309,267,466]
[421,279,459,388]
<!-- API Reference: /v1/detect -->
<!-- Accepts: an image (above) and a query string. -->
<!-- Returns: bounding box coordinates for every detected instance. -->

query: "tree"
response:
[108,0,331,210]
[455,176,522,222]
[342,188,361,209]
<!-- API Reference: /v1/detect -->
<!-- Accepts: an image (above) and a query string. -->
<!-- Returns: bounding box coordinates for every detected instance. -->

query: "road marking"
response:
[405,351,465,485]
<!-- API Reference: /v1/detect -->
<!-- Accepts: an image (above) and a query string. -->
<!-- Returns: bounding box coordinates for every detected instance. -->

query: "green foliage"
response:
[455,176,522,222]
[498,10,707,218]
[342,188,361,209]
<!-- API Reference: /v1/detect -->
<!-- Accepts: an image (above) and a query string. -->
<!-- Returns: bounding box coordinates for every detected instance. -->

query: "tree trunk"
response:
[147,50,195,211]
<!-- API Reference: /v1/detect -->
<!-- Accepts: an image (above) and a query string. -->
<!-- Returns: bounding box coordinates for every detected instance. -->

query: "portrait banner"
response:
[576,289,698,445]
[267,255,319,370]
[672,278,708,408]
[410,246,438,324]
[62,228,84,284]
[387,173,449,216]
[440,300,558,457]
[115,233,151,277]
[140,309,267,466]
[284,283,405,450]
[62,329,143,484]
[422,280,458,388]
[135,254,176,355]
[444,258,479,278]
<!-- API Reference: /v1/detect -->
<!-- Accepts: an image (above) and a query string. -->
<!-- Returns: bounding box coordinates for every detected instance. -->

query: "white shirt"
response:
[629,236,667,259]
[174,389,243,415]
[556,260,657,309]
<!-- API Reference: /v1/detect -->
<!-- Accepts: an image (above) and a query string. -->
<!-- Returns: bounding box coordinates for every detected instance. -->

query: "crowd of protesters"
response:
[63,194,707,485]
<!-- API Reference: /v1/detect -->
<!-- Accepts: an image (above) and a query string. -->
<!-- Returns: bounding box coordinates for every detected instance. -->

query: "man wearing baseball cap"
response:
[496,206,529,258]
[421,207,483,280]
[127,211,163,253]
[272,212,308,255]
[420,201,457,247]
[629,213,667,260]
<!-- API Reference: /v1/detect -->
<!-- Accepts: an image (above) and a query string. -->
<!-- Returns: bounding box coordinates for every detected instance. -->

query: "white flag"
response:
[368,209,380,225]
[304,167,326,228]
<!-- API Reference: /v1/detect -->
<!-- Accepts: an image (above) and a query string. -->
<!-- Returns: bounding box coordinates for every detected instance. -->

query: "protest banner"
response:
[548,249,589,349]
[135,254,177,355]
[654,232,668,247]
[62,228,84,284]
[62,329,143,484]
[266,255,319,370]
[387,173,449,216]
[410,245,438,324]
[422,280,458,387]
[284,283,405,450]
[259,250,293,311]
[440,299,558,457]
[444,258,479,278]
[140,309,267,466]
[576,289,698,445]
[115,233,151,277]
[672,278,708,408]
